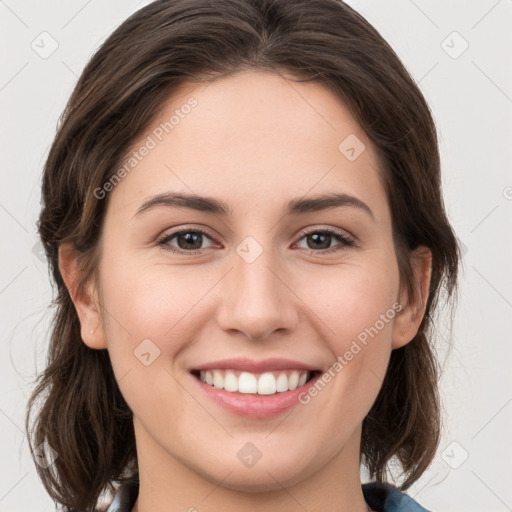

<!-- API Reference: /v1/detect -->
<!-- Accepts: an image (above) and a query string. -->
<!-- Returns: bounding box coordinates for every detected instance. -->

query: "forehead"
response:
[106,70,388,221]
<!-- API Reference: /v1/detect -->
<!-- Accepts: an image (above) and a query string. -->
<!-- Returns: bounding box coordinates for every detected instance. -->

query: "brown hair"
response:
[26,0,459,510]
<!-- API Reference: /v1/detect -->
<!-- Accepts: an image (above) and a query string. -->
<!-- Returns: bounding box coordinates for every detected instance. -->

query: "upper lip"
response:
[191,357,321,373]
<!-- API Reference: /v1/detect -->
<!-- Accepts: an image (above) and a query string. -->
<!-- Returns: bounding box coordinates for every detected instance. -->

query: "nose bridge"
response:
[216,235,298,340]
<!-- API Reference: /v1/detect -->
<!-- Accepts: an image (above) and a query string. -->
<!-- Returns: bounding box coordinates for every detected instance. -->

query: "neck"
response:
[131,419,370,512]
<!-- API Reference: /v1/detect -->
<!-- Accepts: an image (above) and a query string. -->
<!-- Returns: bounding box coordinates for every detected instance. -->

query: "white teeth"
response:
[257,372,276,395]
[238,371,258,393]
[212,370,224,389]
[298,372,308,387]
[276,372,289,392]
[223,370,238,392]
[288,371,300,390]
[197,369,312,395]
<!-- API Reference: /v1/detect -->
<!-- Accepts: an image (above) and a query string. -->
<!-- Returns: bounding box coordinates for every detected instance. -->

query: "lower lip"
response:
[190,372,322,419]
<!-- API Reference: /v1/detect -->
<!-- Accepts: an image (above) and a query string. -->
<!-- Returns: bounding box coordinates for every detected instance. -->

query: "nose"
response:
[215,244,299,341]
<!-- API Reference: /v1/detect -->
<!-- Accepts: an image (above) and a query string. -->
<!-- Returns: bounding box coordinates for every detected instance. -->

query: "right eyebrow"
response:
[133,192,232,219]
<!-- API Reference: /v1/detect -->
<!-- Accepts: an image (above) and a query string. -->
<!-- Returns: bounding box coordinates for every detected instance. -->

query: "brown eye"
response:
[158,228,216,254]
[296,229,355,253]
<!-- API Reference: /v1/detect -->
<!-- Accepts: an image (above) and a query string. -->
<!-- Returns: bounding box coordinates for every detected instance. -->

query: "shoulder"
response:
[362,482,432,512]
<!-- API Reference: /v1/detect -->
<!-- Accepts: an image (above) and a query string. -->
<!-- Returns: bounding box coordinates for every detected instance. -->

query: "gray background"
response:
[1,1,511,511]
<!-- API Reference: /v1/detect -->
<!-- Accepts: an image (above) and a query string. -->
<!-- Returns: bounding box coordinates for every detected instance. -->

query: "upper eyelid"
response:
[157,227,215,247]
[159,225,355,248]
[158,225,217,242]
[159,224,353,238]
[300,226,354,240]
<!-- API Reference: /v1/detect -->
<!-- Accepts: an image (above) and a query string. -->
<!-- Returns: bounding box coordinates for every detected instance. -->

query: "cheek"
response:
[305,260,399,343]
[304,260,399,399]
[99,251,209,340]
[95,256,196,400]
[97,255,201,423]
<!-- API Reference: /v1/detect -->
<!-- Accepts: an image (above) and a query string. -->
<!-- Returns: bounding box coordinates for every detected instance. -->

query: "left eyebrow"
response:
[132,191,375,221]
[286,193,375,220]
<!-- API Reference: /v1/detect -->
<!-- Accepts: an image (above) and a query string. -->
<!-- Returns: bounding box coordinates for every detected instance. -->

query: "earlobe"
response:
[58,242,107,350]
[391,246,432,349]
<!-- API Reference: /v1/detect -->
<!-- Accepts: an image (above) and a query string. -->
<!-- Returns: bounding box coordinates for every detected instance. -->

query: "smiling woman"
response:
[25,1,459,512]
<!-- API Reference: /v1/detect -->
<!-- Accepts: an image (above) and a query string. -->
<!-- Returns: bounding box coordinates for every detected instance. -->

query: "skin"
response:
[59,70,431,512]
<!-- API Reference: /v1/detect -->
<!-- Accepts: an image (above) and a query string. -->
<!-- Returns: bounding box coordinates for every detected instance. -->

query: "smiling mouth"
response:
[190,368,321,396]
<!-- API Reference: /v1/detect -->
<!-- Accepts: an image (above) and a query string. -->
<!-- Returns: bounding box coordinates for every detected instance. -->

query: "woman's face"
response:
[75,70,423,492]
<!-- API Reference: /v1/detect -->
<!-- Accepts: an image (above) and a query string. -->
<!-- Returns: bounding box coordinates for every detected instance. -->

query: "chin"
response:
[197,454,316,493]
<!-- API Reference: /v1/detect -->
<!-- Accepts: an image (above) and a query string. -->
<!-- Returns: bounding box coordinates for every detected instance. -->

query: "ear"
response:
[391,246,432,350]
[58,242,107,349]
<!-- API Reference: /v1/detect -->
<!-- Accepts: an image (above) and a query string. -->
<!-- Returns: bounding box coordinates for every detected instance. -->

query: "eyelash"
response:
[156,226,356,256]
